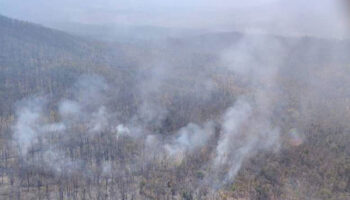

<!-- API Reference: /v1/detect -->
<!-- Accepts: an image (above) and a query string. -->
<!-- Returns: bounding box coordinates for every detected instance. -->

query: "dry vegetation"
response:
[1,15,350,199]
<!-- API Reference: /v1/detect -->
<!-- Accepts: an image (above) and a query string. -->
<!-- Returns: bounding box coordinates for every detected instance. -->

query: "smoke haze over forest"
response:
[0,0,350,199]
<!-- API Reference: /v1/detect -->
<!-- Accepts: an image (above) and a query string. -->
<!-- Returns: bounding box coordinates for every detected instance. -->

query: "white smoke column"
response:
[214,99,252,167]
[164,122,214,161]
[13,97,46,156]
[114,124,130,137]
[209,35,284,185]
[12,97,76,172]
[89,106,109,133]
[59,100,81,118]
[210,100,280,186]
[11,74,114,174]
[142,121,215,165]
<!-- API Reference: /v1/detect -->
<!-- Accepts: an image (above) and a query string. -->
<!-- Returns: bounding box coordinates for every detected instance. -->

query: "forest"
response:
[0,12,350,200]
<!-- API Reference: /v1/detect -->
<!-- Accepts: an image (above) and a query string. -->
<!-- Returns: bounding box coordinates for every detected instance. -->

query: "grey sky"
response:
[0,0,348,38]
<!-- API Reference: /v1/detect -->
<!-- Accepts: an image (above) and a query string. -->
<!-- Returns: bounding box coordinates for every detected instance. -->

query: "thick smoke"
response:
[202,36,284,186]
[12,37,283,186]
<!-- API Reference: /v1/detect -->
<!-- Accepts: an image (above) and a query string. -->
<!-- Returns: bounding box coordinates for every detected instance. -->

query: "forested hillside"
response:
[0,14,106,114]
[1,15,350,199]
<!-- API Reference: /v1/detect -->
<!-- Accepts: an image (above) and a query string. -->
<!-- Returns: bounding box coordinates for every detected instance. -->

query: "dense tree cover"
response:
[0,15,350,199]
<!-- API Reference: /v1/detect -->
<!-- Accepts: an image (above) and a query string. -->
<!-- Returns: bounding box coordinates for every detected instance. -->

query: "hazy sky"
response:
[0,0,349,38]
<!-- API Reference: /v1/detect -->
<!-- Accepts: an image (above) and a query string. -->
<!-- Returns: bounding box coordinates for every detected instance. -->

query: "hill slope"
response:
[1,15,350,199]
[0,15,115,114]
